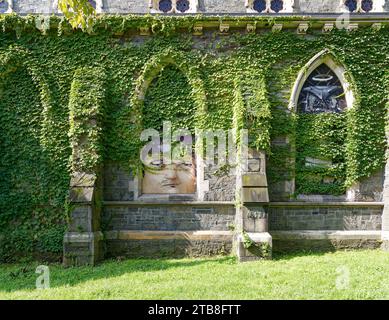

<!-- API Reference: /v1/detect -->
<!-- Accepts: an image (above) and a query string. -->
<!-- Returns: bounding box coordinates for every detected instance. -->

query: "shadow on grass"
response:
[0,255,236,293]
[1,248,359,293]
[272,249,335,261]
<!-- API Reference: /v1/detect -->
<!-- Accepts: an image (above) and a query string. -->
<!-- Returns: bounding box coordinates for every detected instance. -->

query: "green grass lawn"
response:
[1,250,389,300]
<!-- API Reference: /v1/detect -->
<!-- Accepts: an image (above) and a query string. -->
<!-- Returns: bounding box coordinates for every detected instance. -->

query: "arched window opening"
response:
[291,51,354,197]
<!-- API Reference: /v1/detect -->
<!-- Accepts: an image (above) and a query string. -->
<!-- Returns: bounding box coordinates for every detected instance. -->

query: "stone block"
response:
[242,187,269,203]
[70,172,97,187]
[70,186,94,202]
[247,158,261,172]
[237,232,272,262]
[242,174,268,187]
[63,231,104,266]
[242,206,268,233]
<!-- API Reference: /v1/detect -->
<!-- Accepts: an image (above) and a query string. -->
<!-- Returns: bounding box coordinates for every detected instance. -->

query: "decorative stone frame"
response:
[339,0,385,13]
[133,151,200,202]
[131,50,207,202]
[245,0,295,13]
[148,0,199,14]
[0,0,13,13]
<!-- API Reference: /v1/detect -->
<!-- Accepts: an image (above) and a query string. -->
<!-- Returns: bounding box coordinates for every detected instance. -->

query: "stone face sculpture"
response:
[298,64,346,114]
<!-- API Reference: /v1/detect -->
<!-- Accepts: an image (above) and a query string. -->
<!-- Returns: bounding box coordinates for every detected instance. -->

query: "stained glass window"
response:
[345,0,358,12]
[176,0,190,12]
[159,0,172,12]
[270,0,284,12]
[298,64,346,114]
[253,0,267,13]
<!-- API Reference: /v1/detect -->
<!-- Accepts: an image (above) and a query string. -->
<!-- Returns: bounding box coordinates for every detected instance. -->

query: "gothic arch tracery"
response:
[290,49,354,113]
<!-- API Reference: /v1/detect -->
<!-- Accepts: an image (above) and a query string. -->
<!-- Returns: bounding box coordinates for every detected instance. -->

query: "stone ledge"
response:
[382,231,389,241]
[271,230,382,240]
[104,230,234,241]
[103,201,384,207]
[6,14,389,34]
[64,231,104,243]
[268,202,384,208]
[103,201,235,206]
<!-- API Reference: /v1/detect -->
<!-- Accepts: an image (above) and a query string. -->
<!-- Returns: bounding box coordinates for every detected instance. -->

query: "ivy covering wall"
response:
[0,14,388,261]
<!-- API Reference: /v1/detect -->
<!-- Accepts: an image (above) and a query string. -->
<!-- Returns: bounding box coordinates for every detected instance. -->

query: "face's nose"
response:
[164,166,178,180]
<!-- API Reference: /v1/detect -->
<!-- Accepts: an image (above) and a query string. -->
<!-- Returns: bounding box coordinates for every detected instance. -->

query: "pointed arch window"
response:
[298,64,347,114]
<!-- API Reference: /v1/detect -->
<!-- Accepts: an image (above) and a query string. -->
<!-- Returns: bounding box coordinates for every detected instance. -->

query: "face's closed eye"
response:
[174,160,193,171]
[149,159,165,170]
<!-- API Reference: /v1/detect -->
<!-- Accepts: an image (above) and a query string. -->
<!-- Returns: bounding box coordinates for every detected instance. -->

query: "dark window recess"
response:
[270,0,284,12]
[345,0,358,12]
[0,1,9,14]
[361,0,373,12]
[253,0,267,13]
[176,0,190,12]
[159,0,173,12]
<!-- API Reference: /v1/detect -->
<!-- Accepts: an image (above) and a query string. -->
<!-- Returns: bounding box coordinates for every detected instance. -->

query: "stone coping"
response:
[64,231,104,242]
[104,230,234,241]
[9,14,389,33]
[103,201,236,206]
[268,202,384,207]
[102,201,383,207]
[17,13,389,19]
[271,230,382,240]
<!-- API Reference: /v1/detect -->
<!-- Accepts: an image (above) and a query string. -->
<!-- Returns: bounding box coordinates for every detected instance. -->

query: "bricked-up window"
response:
[342,0,383,12]
[0,0,13,14]
[298,64,346,114]
[149,0,198,13]
[246,0,293,13]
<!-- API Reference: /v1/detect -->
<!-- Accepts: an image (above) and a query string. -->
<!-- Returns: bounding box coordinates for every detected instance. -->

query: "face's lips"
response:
[161,182,178,188]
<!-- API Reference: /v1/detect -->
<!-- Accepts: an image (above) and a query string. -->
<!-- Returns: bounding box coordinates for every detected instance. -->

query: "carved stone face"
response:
[142,156,196,194]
